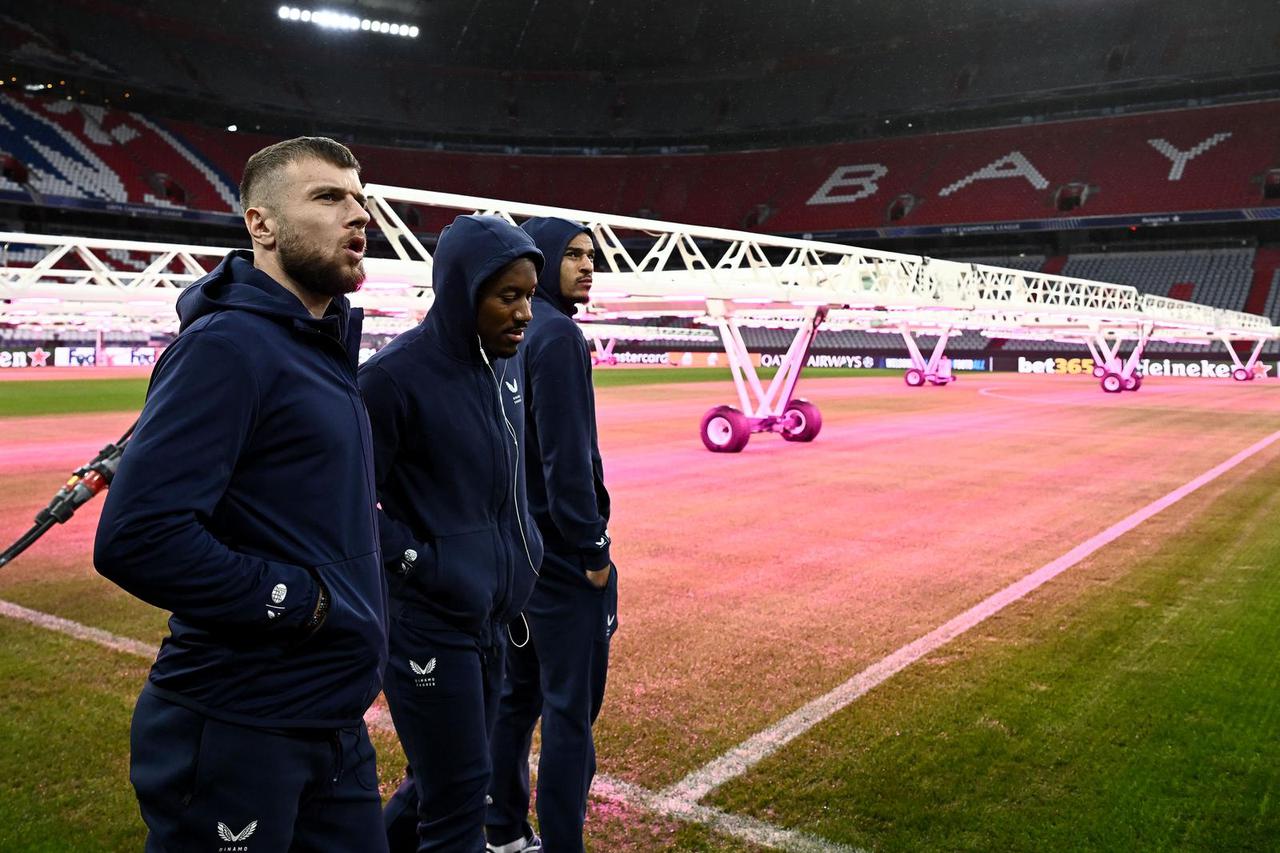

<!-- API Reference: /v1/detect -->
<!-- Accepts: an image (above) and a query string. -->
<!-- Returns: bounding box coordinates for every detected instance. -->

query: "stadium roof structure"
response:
[2,185,1276,448]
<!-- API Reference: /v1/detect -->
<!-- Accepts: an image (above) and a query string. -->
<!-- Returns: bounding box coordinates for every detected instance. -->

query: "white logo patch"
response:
[217,819,257,849]
[410,657,437,688]
[271,584,287,604]
[505,379,518,393]
[410,658,436,675]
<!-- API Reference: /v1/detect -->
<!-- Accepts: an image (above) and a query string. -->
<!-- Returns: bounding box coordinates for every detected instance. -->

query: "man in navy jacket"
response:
[360,215,545,852]
[486,217,617,853]
[94,137,389,852]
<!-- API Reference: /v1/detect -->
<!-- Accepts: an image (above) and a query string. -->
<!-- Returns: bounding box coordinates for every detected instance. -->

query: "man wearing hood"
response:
[94,137,388,851]
[359,214,545,853]
[486,218,618,853]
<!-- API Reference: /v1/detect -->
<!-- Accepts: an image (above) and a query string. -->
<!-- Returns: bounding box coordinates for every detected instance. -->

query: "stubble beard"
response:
[278,220,366,298]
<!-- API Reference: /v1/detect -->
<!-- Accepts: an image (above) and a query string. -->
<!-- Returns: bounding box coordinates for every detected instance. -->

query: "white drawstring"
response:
[478,337,537,578]
[508,612,531,648]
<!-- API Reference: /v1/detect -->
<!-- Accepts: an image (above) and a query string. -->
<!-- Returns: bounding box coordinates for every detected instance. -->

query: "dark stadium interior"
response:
[2,0,1280,348]
[8,0,1280,149]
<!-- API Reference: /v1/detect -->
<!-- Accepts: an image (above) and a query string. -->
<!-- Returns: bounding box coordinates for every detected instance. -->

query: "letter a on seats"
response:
[938,151,1049,197]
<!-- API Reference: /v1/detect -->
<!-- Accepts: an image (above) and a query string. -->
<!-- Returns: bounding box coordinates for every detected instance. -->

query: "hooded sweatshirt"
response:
[94,250,387,729]
[518,217,612,578]
[358,215,545,642]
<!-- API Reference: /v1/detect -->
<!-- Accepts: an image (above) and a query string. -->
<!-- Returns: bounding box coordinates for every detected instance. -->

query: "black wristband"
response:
[305,581,330,631]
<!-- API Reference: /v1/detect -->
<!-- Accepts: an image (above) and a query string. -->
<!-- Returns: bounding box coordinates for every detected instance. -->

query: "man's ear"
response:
[244,205,277,250]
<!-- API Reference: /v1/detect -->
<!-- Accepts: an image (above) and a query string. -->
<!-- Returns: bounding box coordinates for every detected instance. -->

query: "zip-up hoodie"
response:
[519,217,612,579]
[94,251,388,729]
[358,215,545,643]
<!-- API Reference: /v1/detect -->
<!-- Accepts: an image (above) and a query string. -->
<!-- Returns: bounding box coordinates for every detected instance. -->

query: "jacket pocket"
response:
[409,530,500,629]
[277,551,388,718]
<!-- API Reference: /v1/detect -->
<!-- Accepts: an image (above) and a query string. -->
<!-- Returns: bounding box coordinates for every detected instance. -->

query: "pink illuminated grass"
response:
[2,371,1279,849]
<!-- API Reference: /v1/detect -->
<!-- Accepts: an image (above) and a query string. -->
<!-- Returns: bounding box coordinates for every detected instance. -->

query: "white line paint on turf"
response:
[0,600,852,852]
[0,598,156,658]
[663,427,1280,804]
[590,776,868,853]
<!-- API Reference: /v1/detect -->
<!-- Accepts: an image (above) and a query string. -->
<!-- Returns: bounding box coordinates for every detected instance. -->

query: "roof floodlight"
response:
[277,6,414,38]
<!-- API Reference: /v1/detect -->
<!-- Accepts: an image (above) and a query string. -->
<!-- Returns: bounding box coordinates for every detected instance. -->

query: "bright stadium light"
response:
[279,6,419,38]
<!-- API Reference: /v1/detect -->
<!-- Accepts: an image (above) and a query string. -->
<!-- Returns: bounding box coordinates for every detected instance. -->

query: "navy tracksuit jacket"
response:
[359,215,545,852]
[94,251,389,851]
[487,217,617,853]
[516,218,612,577]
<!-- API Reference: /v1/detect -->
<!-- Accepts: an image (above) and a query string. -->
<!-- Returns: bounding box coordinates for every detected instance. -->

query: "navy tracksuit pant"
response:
[486,560,618,853]
[129,687,386,853]
[382,611,507,852]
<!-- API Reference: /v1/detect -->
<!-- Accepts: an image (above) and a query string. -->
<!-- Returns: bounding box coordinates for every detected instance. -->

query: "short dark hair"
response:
[239,136,360,211]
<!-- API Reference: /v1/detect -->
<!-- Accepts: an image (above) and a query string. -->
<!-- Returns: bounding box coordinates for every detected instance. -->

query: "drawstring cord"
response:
[507,612,531,648]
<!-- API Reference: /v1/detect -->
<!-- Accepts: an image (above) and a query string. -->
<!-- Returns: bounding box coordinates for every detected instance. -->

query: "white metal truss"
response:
[1218,334,1270,382]
[358,185,1278,403]
[2,185,1277,446]
[0,231,434,334]
[900,324,957,387]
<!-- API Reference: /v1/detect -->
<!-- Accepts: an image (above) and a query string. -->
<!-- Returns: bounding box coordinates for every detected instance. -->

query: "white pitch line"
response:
[0,598,157,658]
[0,597,850,851]
[0,598,400,735]
[590,775,867,853]
[663,427,1280,803]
